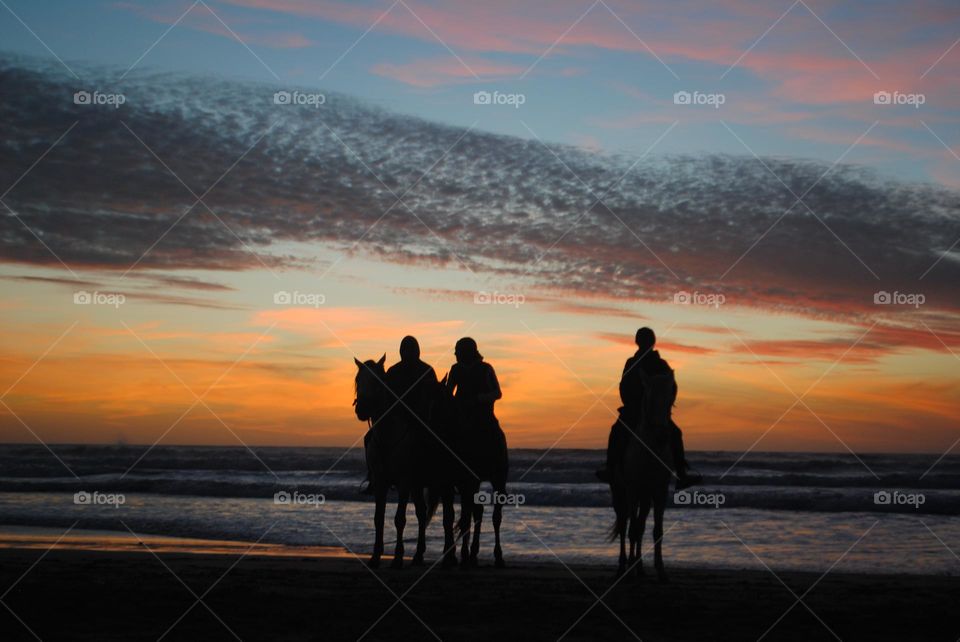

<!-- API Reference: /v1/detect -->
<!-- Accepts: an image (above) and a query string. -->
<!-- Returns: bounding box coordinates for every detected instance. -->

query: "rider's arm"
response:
[446,364,459,394]
[618,358,632,406]
[478,364,502,403]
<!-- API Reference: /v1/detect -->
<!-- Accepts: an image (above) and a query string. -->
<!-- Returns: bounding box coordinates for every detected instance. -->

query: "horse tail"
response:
[607,481,625,542]
[608,514,625,543]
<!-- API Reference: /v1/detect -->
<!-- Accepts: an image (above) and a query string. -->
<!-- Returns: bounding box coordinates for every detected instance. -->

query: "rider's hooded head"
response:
[635,327,656,354]
[454,337,482,365]
[399,335,420,362]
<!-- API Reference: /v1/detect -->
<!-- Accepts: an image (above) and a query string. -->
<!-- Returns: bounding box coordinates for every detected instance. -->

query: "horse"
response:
[354,355,435,568]
[610,371,676,582]
[434,375,509,568]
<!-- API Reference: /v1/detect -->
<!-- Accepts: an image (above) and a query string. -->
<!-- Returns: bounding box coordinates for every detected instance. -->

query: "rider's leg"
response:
[597,417,628,482]
[671,422,702,490]
[361,430,375,495]
[670,423,686,473]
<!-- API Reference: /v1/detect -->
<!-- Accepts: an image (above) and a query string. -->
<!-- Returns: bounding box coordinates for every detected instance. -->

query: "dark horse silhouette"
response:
[433,374,509,568]
[353,356,457,568]
[609,372,675,582]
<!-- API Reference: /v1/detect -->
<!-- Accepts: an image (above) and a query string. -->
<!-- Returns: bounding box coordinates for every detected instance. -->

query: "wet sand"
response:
[1,545,958,641]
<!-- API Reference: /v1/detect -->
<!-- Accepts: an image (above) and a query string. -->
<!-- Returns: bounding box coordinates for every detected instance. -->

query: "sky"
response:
[0,0,958,456]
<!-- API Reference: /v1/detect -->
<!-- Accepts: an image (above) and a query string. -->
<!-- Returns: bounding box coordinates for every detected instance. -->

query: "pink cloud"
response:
[371,57,525,87]
[117,1,314,49]
[219,0,960,111]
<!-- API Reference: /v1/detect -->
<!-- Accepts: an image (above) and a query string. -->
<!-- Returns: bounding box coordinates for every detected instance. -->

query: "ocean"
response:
[1,445,958,575]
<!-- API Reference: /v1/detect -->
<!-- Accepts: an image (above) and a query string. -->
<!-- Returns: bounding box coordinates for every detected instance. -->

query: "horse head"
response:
[429,372,457,432]
[353,354,387,421]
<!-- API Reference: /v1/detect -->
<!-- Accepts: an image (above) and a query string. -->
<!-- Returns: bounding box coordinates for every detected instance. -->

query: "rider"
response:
[360,336,437,494]
[386,335,439,429]
[445,337,501,430]
[596,327,701,491]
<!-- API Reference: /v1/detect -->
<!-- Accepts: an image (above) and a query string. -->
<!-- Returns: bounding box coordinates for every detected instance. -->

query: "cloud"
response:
[595,331,716,355]
[2,55,959,356]
[219,0,960,109]
[117,1,314,48]
[370,57,524,87]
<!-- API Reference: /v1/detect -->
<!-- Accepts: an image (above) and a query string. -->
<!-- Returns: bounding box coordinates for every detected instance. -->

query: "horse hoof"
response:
[494,557,506,569]
[368,557,381,569]
[442,556,458,569]
[657,573,669,584]
[411,555,425,567]
[391,558,403,569]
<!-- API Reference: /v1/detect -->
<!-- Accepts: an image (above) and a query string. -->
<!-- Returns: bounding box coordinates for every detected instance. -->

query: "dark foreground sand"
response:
[0,548,957,641]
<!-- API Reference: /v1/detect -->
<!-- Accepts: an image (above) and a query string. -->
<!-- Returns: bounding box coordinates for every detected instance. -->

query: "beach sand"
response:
[1,546,957,641]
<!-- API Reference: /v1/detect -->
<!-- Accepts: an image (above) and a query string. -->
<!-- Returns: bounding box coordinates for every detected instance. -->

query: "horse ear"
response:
[378,354,386,367]
[354,357,363,369]
[439,373,448,386]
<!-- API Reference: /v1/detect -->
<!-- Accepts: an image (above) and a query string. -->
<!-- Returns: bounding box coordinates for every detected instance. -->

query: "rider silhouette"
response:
[360,336,437,495]
[387,335,438,428]
[597,327,701,490]
[445,337,501,429]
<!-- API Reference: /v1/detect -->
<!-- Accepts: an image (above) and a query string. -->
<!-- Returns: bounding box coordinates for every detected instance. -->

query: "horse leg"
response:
[442,487,457,568]
[412,487,426,566]
[492,480,505,568]
[612,484,627,577]
[635,494,651,578]
[653,487,667,583]
[370,489,386,568]
[392,485,408,568]
[459,487,473,569]
[470,502,483,566]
